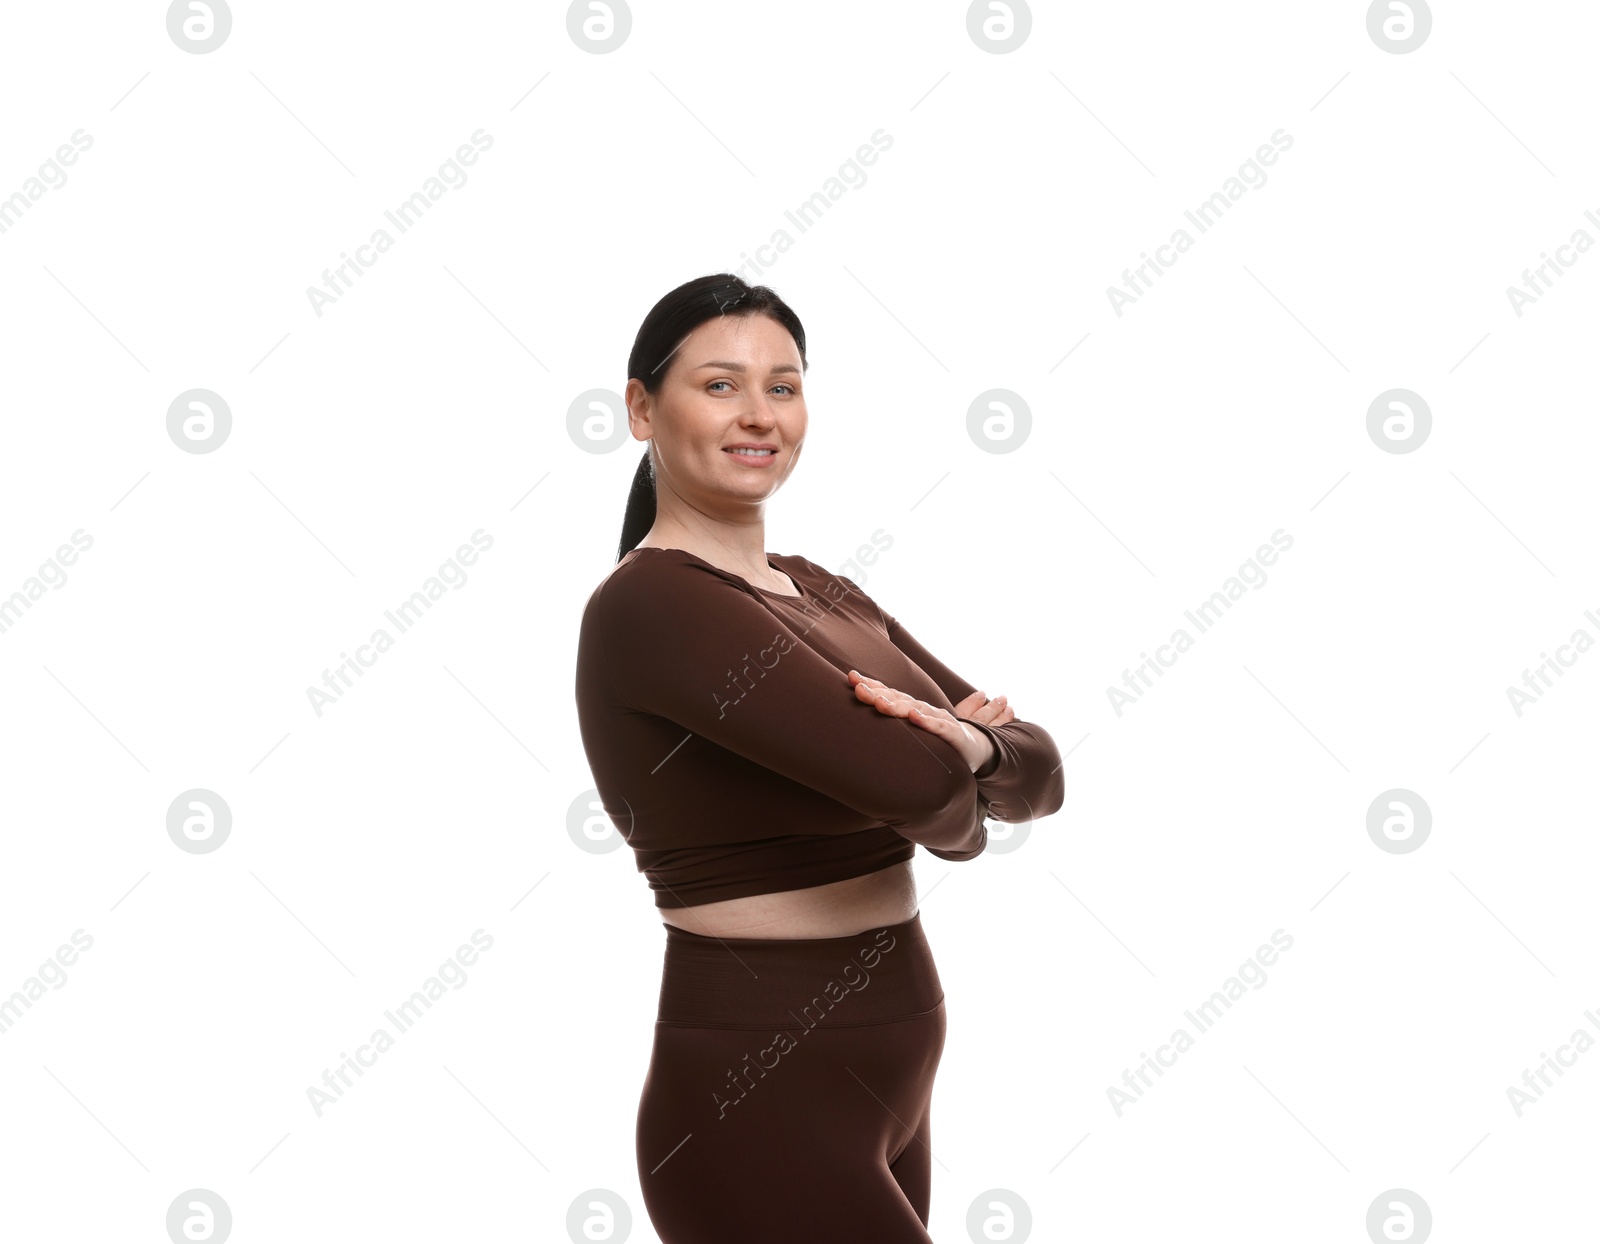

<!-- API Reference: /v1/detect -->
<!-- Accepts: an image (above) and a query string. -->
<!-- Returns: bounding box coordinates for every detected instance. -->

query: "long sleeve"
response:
[870,598,1066,828]
[596,558,988,857]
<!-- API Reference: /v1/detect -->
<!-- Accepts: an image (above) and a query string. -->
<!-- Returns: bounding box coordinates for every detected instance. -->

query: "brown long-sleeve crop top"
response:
[573,545,1066,908]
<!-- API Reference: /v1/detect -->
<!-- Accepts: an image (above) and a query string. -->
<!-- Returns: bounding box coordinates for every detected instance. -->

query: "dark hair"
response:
[616,274,808,562]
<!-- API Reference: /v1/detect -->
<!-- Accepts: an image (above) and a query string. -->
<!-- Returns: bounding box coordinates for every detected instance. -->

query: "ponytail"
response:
[616,446,656,563]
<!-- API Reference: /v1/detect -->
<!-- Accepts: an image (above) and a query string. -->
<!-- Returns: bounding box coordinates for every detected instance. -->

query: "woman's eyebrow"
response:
[692,360,802,375]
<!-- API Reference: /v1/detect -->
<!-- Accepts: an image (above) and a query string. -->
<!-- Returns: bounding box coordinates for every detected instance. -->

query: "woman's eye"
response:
[707,380,796,395]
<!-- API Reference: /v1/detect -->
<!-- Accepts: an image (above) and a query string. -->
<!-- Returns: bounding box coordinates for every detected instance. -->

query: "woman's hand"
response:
[847,670,1014,773]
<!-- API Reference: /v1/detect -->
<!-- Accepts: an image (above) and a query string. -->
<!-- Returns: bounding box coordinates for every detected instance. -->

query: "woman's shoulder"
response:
[607,546,826,590]
[773,554,888,623]
[769,551,845,585]
[586,546,750,618]
[592,547,860,606]
[774,553,872,596]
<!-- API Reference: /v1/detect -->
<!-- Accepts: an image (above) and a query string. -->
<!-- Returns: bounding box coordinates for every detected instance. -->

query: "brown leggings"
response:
[636,911,947,1242]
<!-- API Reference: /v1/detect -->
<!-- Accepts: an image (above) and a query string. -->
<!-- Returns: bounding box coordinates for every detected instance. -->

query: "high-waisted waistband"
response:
[656,911,943,1029]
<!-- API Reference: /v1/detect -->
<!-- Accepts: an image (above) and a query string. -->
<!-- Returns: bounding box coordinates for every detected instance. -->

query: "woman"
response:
[573,274,1065,1242]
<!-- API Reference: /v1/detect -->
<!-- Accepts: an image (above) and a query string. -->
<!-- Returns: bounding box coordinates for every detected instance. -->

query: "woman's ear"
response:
[623,377,652,441]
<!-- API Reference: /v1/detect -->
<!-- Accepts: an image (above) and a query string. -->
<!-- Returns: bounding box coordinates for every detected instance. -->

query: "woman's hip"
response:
[637,911,948,1160]
[634,917,949,1242]
[652,909,944,1030]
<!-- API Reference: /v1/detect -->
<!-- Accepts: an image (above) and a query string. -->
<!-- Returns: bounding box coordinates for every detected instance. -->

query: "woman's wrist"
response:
[962,719,1002,776]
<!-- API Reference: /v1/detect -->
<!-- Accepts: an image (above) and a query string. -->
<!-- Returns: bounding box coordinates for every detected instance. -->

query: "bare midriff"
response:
[657,859,919,939]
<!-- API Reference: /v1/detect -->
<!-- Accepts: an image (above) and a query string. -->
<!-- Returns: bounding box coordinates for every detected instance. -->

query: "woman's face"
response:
[627,312,807,511]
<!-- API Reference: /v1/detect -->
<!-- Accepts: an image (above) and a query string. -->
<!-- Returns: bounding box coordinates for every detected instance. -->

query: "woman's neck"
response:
[638,521,780,588]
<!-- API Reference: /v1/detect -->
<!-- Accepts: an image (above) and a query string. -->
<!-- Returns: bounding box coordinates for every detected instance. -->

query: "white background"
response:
[1,1,1596,1240]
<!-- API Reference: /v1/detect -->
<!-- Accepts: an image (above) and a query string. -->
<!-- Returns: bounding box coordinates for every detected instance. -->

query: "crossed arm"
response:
[847,667,1014,773]
[598,560,1065,861]
[867,606,1066,830]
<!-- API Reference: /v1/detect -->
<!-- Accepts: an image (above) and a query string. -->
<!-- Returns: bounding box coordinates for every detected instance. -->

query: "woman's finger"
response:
[908,707,986,760]
[849,673,903,707]
[951,690,989,717]
[893,697,963,736]
[856,681,913,716]
[907,705,955,733]
[849,672,995,734]
[966,693,1014,727]
[908,700,956,727]
[855,680,950,728]
[965,698,999,725]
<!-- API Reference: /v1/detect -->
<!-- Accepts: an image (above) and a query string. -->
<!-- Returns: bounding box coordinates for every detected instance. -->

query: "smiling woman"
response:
[572,273,1065,1243]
